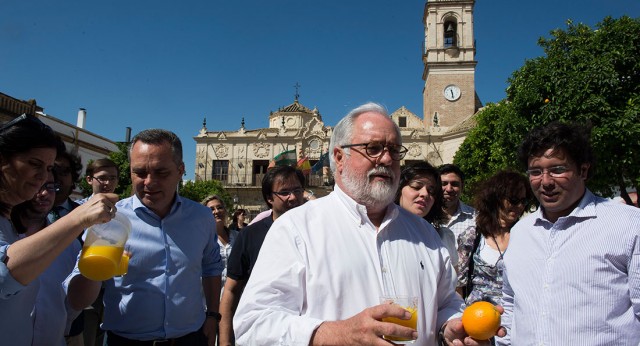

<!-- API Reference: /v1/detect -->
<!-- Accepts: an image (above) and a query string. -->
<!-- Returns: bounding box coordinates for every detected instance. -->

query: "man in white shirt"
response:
[233,102,502,346]
[439,164,476,244]
[498,122,640,345]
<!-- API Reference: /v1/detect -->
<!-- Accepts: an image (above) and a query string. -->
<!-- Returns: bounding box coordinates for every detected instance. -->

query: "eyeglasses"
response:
[0,114,52,133]
[506,197,528,206]
[92,175,118,184]
[272,188,304,197]
[340,142,408,161]
[39,182,60,194]
[407,180,437,195]
[527,166,571,180]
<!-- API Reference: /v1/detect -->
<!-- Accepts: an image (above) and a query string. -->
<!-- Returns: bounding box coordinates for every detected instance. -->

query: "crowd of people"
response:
[1,105,638,346]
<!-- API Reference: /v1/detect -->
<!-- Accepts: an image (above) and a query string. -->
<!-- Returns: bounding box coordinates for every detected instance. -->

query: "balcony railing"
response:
[209,172,331,187]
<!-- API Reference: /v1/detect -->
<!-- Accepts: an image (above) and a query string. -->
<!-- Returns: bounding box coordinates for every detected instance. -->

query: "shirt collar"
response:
[132,193,182,219]
[332,184,399,229]
[534,188,596,224]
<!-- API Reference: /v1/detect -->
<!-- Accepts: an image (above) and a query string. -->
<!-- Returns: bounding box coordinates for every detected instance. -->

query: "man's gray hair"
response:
[129,129,183,167]
[329,102,397,173]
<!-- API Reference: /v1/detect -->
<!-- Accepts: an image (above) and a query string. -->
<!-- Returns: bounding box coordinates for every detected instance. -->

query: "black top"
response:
[228,222,248,232]
[226,216,273,281]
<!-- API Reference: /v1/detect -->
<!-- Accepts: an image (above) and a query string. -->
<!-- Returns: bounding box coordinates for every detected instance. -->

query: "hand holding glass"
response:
[380,295,418,344]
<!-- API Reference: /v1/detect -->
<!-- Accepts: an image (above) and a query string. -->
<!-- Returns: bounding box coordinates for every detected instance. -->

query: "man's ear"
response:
[85,176,93,184]
[579,163,590,180]
[333,147,344,172]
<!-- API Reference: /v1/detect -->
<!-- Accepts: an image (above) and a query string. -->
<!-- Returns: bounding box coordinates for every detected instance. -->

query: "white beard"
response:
[341,162,398,210]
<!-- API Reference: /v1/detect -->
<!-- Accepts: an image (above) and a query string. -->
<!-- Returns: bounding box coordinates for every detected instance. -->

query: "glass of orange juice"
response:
[380,295,418,344]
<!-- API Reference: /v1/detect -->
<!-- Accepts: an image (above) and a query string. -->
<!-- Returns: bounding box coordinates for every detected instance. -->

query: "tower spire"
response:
[294,82,301,102]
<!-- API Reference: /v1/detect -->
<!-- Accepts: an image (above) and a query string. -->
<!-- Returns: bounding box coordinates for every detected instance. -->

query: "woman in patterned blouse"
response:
[456,170,534,306]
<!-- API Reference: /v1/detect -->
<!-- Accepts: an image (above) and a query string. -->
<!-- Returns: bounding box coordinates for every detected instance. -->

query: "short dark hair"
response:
[518,122,595,179]
[261,166,305,209]
[55,150,83,186]
[86,158,119,178]
[474,170,534,237]
[130,129,183,167]
[395,161,446,227]
[438,164,466,185]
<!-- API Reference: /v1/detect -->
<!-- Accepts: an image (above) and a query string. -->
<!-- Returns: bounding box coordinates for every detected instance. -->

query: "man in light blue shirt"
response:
[498,122,640,345]
[67,129,223,346]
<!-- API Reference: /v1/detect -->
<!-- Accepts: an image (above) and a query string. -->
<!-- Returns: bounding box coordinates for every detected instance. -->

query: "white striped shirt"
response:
[497,190,640,345]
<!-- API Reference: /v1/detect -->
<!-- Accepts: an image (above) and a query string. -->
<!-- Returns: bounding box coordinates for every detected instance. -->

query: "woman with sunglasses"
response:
[456,170,533,306]
[0,114,119,345]
[395,161,459,266]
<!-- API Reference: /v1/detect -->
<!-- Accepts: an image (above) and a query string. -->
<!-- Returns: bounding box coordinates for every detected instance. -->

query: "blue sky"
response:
[2,1,638,180]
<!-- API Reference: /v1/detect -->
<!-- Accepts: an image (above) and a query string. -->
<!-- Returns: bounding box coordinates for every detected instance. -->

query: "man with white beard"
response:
[233,103,502,346]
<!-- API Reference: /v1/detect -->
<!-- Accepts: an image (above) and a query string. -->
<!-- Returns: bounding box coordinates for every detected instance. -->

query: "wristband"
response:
[206,311,222,321]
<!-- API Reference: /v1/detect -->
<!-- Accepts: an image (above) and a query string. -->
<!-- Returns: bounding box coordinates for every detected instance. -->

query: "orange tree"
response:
[455,16,640,203]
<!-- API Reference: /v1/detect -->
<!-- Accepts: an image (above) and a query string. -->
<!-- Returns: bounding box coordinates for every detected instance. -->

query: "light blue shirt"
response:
[0,217,38,346]
[498,190,640,345]
[67,194,223,341]
[33,235,82,346]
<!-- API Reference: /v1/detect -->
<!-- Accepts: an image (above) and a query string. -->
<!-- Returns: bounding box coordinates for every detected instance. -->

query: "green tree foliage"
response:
[179,179,233,207]
[454,102,529,201]
[455,16,640,201]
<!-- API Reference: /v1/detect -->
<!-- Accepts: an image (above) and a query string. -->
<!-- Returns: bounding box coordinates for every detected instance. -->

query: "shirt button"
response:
[381,267,387,273]
[543,283,549,289]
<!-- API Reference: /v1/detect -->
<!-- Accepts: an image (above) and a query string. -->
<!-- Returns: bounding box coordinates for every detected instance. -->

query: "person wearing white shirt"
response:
[439,164,476,245]
[497,122,640,345]
[233,102,502,346]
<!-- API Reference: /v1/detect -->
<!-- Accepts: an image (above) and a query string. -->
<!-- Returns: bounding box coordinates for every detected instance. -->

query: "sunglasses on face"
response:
[506,197,528,206]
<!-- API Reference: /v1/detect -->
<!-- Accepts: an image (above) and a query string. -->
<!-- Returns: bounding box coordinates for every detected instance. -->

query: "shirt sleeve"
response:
[436,244,465,329]
[202,217,223,278]
[629,233,640,321]
[233,218,324,345]
[495,256,513,346]
[0,244,27,298]
[226,230,247,281]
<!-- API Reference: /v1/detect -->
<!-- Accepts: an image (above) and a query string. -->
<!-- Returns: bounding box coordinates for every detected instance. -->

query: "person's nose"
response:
[375,148,394,166]
[419,186,430,197]
[540,172,555,188]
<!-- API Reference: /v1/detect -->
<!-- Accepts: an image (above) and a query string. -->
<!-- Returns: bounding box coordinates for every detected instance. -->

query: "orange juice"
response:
[382,306,418,342]
[78,245,124,281]
[115,253,129,276]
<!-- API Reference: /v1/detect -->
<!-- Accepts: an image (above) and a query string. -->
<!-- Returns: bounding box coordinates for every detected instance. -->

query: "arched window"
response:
[444,20,457,48]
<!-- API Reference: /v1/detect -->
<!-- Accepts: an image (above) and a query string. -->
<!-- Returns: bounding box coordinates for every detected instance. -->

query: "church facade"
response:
[194,0,480,214]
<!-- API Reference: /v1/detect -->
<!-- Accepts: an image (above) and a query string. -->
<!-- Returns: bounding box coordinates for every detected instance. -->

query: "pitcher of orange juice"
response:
[78,212,132,281]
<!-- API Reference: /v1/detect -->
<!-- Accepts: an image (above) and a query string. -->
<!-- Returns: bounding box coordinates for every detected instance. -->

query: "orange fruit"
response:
[461,301,501,340]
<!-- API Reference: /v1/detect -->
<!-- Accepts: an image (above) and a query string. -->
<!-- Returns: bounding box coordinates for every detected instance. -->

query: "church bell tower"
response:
[422,0,478,130]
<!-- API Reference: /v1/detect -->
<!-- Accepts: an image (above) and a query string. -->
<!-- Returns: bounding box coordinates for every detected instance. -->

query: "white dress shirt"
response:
[497,190,640,345]
[234,185,463,345]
